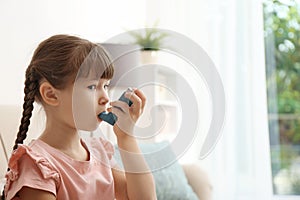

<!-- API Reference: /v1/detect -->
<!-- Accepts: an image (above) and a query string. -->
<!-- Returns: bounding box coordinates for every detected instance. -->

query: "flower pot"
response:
[140,50,159,64]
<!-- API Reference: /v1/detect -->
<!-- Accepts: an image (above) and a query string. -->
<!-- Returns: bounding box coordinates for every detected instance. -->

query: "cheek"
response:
[72,90,98,130]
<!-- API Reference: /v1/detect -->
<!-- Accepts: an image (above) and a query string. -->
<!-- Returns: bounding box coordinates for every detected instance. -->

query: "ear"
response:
[39,81,59,106]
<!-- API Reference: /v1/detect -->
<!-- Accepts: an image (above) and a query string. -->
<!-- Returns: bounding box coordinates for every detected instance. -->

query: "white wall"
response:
[0,0,146,105]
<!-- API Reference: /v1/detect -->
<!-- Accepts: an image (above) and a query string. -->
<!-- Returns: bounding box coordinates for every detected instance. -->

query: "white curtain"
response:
[145,0,273,199]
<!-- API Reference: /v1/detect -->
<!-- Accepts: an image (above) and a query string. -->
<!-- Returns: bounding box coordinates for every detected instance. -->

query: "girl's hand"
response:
[110,88,146,138]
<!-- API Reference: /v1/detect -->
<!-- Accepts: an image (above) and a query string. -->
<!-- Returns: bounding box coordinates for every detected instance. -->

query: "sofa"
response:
[0,104,212,200]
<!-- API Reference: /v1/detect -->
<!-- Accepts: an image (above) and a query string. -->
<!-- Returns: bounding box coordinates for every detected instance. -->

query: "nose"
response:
[98,90,109,106]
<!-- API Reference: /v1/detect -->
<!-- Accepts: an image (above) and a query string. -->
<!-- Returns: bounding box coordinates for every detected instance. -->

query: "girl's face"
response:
[70,77,110,131]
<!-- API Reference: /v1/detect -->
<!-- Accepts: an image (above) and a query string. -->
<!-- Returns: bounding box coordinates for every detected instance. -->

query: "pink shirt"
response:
[4,137,117,200]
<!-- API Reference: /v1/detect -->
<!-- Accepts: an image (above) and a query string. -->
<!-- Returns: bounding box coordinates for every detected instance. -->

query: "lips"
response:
[97,115,103,122]
[96,110,106,122]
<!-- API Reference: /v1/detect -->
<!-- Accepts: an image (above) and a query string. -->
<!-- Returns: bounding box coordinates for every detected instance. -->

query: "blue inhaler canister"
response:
[98,88,133,125]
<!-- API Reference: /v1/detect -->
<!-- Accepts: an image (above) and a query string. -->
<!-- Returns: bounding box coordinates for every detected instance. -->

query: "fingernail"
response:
[127,87,133,92]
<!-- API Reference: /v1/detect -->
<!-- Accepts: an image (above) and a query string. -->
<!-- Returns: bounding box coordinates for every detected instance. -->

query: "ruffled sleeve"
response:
[4,145,60,200]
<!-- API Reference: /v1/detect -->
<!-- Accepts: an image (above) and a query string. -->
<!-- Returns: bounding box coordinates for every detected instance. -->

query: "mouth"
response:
[97,116,103,123]
[96,111,106,122]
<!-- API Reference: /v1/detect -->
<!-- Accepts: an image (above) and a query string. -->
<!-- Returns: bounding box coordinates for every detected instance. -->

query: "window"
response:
[264,0,300,195]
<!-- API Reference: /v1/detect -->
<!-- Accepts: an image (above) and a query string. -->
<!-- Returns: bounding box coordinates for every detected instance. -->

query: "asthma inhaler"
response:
[98,88,133,125]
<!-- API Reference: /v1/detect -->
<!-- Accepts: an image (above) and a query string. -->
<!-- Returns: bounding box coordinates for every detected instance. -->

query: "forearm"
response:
[117,135,156,200]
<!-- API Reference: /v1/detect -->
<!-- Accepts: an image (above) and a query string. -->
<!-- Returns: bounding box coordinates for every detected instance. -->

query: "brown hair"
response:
[1,34,114,200]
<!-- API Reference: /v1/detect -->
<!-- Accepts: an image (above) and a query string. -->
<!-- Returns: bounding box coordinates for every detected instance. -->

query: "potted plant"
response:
[128,26,168,64]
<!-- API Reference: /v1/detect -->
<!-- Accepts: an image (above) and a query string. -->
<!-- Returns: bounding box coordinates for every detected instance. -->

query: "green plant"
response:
[264,0,300,144]
[129,26,168,51]
[264,1,300,195]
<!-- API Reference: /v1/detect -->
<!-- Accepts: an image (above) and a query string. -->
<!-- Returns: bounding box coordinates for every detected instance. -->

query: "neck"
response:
[40,122,80,150]
[39,117,89,161]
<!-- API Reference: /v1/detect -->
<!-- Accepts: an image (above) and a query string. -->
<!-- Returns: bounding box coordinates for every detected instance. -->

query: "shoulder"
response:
[5,144,59,199]
[7,144,59,181]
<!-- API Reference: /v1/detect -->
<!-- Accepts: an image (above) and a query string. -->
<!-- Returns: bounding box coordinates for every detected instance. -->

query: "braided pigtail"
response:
[0,68,39,200]
[13,69,39,150]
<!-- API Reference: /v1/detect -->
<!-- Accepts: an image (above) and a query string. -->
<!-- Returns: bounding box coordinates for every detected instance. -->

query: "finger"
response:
[125,92,142,112]
[111,105,125,118]
[133,89,146,109]
[110,101,129,114]
[113,106,125,113]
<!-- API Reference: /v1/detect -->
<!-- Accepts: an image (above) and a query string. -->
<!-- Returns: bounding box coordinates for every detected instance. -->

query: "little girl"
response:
[1,34,156,200]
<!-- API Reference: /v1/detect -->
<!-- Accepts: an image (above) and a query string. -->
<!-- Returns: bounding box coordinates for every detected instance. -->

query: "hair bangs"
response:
[76,45,114,81]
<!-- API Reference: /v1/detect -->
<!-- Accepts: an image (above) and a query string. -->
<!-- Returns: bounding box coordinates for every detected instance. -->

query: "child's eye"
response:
[104,84,110,90]
[87,85,97,90]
